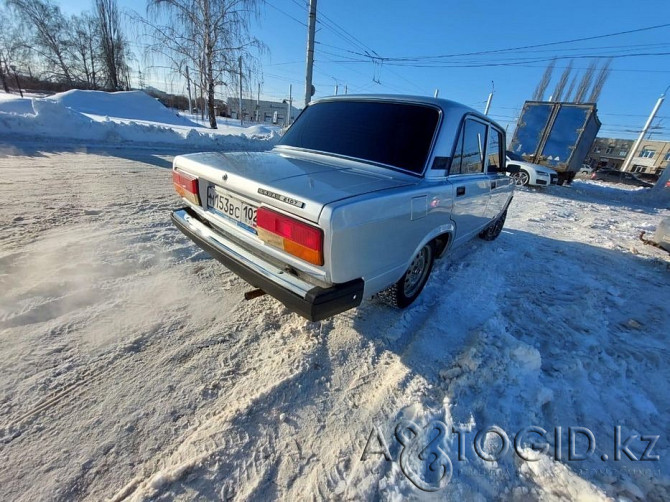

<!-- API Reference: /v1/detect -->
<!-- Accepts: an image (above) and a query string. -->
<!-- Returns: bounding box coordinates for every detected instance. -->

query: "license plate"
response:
[207,186,257,233]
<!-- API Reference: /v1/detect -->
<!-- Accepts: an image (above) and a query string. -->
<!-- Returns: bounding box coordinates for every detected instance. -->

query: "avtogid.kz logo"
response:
[361,420,660,492]
[362,420,453,492]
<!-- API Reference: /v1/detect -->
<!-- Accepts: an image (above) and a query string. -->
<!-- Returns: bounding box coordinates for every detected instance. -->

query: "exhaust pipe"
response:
[244,289,266,301]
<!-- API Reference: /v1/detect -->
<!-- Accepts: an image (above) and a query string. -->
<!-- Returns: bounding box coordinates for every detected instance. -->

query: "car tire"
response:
[512,170,530,186]
[479,209,507,241]
[388,243,435,308]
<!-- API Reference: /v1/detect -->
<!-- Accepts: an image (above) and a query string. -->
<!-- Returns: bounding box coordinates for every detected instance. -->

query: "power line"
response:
[361,52,670,69]
[376,23,670,62]
[265,2,306,27]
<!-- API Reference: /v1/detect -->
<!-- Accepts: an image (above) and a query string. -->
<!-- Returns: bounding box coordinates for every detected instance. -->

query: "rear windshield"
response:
[279,100,440,174]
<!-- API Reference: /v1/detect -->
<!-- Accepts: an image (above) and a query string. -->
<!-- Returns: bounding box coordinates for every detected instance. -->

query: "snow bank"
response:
[0,90,280,151]
[49,89,200,127]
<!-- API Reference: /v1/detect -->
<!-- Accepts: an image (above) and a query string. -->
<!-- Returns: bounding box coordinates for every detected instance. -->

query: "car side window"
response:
[451,118,487,175]
[486,127,503,173]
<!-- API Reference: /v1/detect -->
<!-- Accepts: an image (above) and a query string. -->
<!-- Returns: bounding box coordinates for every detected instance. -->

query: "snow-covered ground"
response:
[0,143,668,501]
[0,90,280,151]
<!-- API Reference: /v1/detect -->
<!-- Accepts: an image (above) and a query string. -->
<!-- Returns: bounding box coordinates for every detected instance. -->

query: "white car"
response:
[579,164,594,174]
[505,151,558,187]
[171,95,514,320]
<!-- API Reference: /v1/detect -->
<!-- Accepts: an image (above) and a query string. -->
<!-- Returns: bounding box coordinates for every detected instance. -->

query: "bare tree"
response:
[564,73,579,103]
[5,0,74,83]
[588,58,612,103]
[574,60,597,103]
[532,59,555,101]
[551,60,573,102]
[142,0,264,129]
[0,6,22,92]
[95,0,129,90]
[71,13,100,89]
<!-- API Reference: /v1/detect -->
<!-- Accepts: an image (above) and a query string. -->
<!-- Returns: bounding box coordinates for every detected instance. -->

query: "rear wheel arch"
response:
[432,232,452,258]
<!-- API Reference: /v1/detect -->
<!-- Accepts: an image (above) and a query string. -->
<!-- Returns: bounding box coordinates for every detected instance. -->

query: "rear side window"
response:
[451,119,488,174]
[487,127,504,171]
[279,101,440,174]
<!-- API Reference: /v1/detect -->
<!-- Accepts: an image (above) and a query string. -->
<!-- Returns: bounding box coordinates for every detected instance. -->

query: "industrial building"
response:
[226,97,301,125]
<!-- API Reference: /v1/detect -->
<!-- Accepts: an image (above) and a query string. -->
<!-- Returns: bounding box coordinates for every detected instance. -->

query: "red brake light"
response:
[256,207,324,265]
[173,170,200,205]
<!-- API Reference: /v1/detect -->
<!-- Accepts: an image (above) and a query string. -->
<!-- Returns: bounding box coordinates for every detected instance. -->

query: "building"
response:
[585,137,670,175]
[226,97,301,125]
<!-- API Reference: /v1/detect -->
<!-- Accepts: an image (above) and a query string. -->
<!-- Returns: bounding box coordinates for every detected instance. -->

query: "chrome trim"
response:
[173,209,313,298]
[188,202,329,284]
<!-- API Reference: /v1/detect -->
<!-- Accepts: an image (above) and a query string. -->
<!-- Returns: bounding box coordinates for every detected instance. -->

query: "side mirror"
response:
[487,165,500,174]
[506,164,520,174]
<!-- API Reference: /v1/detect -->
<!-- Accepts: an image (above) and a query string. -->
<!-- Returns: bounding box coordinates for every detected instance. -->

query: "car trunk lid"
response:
[173,149,418,223]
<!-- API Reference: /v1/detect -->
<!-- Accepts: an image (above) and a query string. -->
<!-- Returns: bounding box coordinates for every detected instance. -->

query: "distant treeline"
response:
[1,0,262,129]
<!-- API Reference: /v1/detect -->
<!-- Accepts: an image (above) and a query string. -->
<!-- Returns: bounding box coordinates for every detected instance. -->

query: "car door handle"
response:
[456,186,466,196]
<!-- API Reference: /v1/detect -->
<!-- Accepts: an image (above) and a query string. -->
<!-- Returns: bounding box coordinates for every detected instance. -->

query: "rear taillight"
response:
[590,173,596,179]
[256,207,324,266]
[173,170,200,205]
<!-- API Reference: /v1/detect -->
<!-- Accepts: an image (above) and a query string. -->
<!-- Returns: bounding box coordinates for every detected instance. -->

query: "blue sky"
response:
[58,0,670,140]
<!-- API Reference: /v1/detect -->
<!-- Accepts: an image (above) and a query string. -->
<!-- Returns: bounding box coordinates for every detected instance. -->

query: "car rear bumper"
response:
[171,207,364,321]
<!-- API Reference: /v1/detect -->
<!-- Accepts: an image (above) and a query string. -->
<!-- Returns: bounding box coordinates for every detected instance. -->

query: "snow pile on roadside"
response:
[0,90,280,150]
[49,89,200,127]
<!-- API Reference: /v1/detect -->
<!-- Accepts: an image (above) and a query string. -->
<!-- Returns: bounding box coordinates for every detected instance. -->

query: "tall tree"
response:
[95,0,128,89]
[532,59,555,101]
[5,0,73,83]
[143,0,263,129]
[71,13,100,88]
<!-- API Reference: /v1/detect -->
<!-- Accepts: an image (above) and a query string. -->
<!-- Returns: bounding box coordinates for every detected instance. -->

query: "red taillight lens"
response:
[256,207,324,265]
[173,170,200,205]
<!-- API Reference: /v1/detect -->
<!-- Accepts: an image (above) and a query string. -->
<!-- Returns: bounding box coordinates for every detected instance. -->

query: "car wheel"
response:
[389,243,435,308]
[512,170,530,186]
[479,209,507,241]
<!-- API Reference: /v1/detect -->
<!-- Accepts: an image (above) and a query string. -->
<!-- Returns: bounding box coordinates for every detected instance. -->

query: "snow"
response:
[0,95,669,499]
[51,89,201,127]
[0,90,280,151]
[0,145,667,500]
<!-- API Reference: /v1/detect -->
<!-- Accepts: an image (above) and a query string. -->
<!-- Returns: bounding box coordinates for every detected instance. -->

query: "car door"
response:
[485,125,513,218]
[448,117,492,245]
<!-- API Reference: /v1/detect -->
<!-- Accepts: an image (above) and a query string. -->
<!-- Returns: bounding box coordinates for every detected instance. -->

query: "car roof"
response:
[310,94,504,131]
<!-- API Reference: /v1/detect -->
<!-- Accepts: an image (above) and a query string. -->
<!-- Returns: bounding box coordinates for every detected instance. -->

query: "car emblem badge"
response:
[258,188,305,208]
[222,173,228,181]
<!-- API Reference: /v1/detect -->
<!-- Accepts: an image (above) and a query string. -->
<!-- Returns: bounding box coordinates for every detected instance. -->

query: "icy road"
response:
[1,146,669,501]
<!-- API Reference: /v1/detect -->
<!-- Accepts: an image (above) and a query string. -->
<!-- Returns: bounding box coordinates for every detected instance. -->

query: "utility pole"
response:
[185,65,193,116]
[335,83,338,96]
[621,87,667,172]
[344,84,348,95]
[256,82,261,122]
[287,84,293,126]
[484,81,494,115]
[304,0,317,107]
[238,56,243,126]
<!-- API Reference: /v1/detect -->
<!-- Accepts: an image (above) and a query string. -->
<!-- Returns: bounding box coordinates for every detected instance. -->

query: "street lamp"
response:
[10,65,23,98]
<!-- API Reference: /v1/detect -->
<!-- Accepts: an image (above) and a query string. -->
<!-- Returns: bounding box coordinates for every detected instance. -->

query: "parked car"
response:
[635,172,660,184]
[171,95,515,320]
[579,164,594,174]
[505,151,558,187]
[590,168,654,187]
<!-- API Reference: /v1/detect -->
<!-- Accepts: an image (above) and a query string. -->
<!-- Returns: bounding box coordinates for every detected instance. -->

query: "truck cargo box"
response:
[509,101,601,184]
